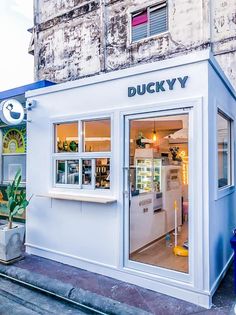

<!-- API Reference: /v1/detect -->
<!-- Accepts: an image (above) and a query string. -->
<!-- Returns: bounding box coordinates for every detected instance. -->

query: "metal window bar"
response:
[149,4,168,36]
[131,1,167,41]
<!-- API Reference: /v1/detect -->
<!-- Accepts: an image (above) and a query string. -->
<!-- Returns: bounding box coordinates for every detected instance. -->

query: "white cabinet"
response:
[130,165,183,253]
[130,193,165,252]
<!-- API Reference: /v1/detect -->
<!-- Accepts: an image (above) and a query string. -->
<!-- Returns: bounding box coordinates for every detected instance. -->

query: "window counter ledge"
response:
[36,193,117,204]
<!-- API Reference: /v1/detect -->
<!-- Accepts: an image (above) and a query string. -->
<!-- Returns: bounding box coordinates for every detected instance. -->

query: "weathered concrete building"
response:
[31,0,236,88]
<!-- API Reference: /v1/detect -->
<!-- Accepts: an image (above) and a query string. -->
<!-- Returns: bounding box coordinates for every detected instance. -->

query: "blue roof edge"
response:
[0,80,56,101]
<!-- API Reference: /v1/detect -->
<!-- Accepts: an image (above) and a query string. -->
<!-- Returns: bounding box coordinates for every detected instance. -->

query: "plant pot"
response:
[172,161,179,165]
[0,223,25,262]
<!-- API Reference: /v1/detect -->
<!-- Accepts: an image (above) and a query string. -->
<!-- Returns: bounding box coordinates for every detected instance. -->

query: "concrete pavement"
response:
[0,253,235,314]
[0,276,99,315]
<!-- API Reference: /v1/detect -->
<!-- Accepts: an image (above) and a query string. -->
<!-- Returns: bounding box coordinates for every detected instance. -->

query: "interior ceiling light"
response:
[152,120,157,142]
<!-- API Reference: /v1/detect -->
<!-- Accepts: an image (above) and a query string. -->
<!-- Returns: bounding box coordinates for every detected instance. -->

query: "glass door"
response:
[124,110,190,276]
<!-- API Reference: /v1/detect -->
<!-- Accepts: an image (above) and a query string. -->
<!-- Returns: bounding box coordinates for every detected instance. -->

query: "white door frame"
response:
[122,99,205,288]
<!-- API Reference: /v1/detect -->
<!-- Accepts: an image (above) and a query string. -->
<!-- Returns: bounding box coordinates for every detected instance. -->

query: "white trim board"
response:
[26,50,211,98]
[26,50,235,101]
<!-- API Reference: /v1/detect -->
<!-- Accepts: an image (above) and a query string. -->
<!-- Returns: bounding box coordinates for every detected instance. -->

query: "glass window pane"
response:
[67,160,80,185]
[55,122,78,153]
[82,160,92,185]
[83,119,111,152]
[95,158,110,189]
[128,114,189,274]
[218,112,231,188]
[56,160,66,184]
[2,155,26,183]
[131,10,148,41]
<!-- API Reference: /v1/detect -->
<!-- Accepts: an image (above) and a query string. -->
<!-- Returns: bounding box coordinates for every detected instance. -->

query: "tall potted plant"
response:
[0,169,30,262]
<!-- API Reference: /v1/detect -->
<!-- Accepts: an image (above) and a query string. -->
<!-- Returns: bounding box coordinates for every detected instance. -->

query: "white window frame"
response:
[52,116,112,191]
[216,108,234,199]
[123,106,194,283]
[129,0,169,44]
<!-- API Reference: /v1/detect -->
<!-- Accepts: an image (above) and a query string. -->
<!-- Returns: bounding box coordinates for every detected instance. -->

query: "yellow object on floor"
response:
[173,246,188,257]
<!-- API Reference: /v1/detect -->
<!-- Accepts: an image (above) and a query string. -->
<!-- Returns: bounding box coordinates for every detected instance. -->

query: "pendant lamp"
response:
[152,120,157,142]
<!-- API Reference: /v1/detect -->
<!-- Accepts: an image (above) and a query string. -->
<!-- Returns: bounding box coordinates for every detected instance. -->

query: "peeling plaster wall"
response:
[212,0,236,89]
[33,0,236,88]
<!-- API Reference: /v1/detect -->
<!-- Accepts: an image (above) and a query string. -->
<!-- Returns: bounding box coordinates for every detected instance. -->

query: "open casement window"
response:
[53,118,111,190]
[131,1,168,42]
[217,111,232,189]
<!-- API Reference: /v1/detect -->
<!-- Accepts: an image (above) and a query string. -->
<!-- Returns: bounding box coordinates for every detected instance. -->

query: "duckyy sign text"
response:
[128,76,189,97]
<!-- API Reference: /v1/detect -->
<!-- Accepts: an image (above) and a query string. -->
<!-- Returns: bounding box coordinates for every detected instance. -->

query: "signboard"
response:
[2,128,26,154]
[0,99,24,125]
[128,76,189,97]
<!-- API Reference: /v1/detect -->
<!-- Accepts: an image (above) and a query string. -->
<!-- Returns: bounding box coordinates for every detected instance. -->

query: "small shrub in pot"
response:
[0,170,31,262]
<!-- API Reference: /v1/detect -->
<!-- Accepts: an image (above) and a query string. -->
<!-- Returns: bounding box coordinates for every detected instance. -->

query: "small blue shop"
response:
[23,51,236,308]
[0,51,236,309]
[0,81,54,221]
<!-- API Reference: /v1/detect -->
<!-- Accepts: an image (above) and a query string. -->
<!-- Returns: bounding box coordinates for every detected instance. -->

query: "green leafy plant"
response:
[6,169,31,229]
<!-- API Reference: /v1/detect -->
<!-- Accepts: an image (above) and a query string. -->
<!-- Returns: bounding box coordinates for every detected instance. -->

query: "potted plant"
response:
[0,169,31,262]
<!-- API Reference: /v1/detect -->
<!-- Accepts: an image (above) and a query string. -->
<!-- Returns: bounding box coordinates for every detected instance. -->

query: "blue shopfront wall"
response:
[208,62,236,292]
[0,81,55,221]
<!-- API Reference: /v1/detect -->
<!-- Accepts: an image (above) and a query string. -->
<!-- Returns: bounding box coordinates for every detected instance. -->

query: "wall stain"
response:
[33,0,236,89]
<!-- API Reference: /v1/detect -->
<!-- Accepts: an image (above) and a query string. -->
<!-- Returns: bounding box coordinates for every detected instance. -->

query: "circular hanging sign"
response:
[0,99,24,125]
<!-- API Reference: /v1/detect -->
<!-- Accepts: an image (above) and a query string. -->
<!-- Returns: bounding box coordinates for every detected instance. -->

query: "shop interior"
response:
[129,114,189,273]
[54,116,189,273]
[0,125,27,221]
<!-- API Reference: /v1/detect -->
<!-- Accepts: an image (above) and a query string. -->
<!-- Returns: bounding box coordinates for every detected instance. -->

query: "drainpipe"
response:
[100,0,107,72]
[33,0,40,81]
[209,0,213,53]
[34,0,39,26]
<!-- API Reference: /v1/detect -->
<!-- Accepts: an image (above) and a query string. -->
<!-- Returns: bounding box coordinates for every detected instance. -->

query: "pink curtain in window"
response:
[132,12,148,27]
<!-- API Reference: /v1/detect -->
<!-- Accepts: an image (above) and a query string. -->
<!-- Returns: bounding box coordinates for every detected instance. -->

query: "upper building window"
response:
[131,1,168,42]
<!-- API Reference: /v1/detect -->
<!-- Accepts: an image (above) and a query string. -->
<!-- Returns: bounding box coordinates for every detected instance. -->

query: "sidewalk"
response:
[0,253,234,315]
